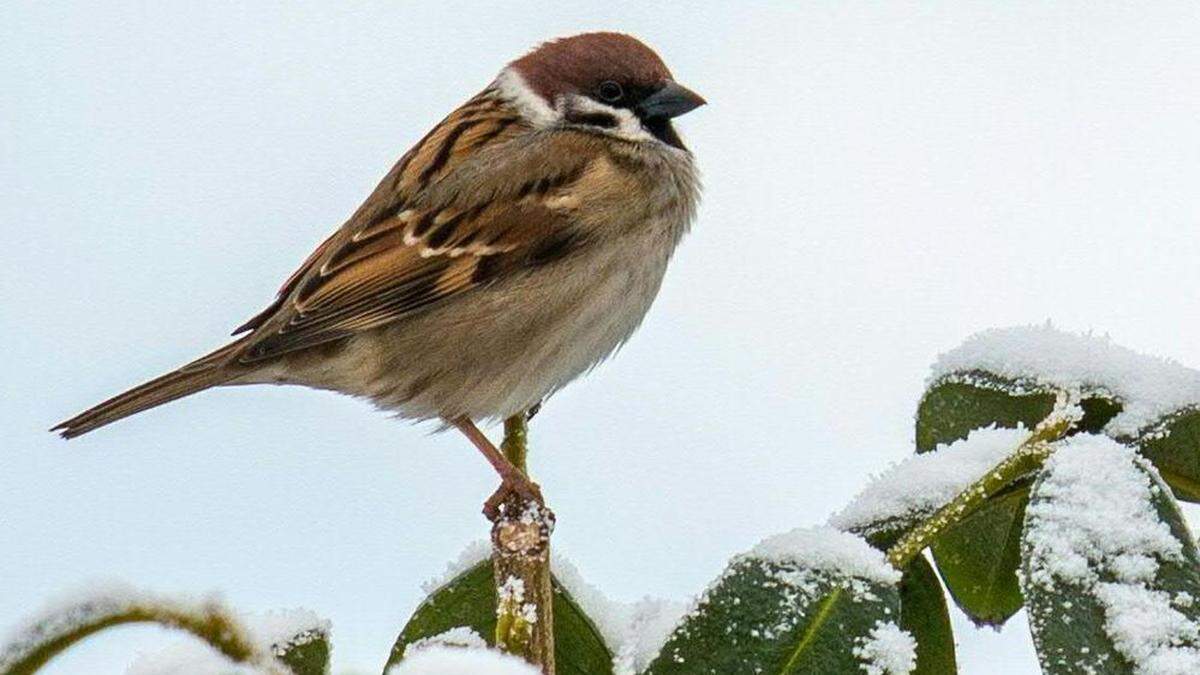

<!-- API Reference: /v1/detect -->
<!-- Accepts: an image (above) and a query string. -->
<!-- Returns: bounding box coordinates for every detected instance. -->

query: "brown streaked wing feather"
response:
[235,107,597,363]
[231,91,518,337]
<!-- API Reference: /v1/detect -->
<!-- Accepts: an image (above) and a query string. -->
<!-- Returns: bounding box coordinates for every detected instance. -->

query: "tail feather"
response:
[52,339,249,439]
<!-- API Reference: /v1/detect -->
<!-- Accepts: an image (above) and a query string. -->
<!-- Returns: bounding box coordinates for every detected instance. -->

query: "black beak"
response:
[637,81,706,120]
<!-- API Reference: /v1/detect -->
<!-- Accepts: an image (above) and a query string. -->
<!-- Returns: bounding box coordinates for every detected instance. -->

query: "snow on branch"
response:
[830,426,1031,538]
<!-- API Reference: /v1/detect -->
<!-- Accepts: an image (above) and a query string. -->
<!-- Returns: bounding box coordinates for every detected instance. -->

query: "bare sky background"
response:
[4,2,1200,673]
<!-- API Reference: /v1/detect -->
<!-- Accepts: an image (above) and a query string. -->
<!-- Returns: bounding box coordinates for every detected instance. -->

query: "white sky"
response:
[4,2,1200,673]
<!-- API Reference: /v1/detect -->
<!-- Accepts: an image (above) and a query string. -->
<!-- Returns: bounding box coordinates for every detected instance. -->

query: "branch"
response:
[491,414,556,674]
[886,394,1081,569]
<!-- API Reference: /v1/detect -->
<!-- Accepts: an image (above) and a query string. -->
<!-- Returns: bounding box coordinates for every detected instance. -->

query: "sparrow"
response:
[53,32,704,516]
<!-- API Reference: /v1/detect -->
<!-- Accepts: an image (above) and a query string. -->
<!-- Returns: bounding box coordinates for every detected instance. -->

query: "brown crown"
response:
[509,32,673,103]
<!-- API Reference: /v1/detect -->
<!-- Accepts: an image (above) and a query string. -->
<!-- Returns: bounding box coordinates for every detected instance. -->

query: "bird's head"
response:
[497,32,705,151]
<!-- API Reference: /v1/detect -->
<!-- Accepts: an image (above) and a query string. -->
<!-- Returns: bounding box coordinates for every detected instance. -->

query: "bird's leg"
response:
[451,416,545,520]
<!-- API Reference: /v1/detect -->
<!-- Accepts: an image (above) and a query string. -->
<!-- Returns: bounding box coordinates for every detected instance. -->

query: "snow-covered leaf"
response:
[386,559,612,675]
[898,555,956,675]
[265,621,330,675]
[1129,407,1200,503]
[916,371,1060,455]
[127,610,331,675]
[0,585,306,675]
[644,527,910,674]
[1022,435,1200,674]
[930,325,1200,504]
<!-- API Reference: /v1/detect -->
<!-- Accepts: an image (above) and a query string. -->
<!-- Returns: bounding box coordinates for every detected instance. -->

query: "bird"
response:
[52,32,704,517]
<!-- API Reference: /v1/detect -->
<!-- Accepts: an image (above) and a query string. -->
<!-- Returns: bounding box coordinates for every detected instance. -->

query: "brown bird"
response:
[53,32,704,516]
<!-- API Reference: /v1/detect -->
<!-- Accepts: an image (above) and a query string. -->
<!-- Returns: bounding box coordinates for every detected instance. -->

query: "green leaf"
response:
[930,484,1029,627]
[899,555,957,675]
[1022,439,1200,674]
[274,628,331,675]
[915,372,1058,454]
[644,554,902,674]
[1130,407,1200,503]
[385,560,613,675]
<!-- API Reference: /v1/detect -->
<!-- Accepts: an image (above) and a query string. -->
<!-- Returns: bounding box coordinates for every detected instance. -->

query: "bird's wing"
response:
[232,96,601,363]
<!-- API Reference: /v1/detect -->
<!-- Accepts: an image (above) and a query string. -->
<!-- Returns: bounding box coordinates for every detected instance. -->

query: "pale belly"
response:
[252,230,676,422]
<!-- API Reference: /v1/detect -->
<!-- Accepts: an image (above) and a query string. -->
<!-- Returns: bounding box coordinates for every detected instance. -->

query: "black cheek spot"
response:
[565,111,619,129]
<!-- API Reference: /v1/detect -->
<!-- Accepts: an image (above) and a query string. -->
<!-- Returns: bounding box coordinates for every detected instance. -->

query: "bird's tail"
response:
[52,338,250,439]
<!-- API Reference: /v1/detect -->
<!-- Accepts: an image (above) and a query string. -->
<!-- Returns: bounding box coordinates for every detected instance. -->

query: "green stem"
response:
[502,414,529,475]
[886,396,1080,569]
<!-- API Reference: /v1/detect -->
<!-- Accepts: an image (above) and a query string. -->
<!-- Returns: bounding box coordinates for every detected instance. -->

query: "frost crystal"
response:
[853,621,917,675]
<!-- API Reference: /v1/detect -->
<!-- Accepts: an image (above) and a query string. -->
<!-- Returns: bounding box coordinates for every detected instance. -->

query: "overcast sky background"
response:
[4,2,1200,673]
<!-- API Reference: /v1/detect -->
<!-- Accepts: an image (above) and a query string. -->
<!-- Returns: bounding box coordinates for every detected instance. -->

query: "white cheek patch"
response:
[492,67,655,144]
[560,94,654,144]
[492,67,559,127]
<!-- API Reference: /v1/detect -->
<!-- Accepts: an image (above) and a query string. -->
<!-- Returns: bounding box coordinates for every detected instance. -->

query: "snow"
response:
[0,582,274,674]
[497,576,538,625]
[1023,435,1181,588]
[421,540,492,595]
[853,621,917,675]
[125,608,329,674]
[830,426,1031,536]
[245,608,329,654]
[651,526,901,663]
[386,644,539,675]
[419,542,686,675]
[1093,583,1200,674]
[1022,434,1200,674]
[416,533,894,674]
[407,627,488,653]
[746,525,901,586]
[127,641,264,675]
[0,582,327,675]
[932,324,1200,437]
[550,554,687,675]
[417,535,897,672]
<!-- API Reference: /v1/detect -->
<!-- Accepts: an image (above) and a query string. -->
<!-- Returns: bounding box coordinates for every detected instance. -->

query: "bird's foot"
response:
[483,470,548,522]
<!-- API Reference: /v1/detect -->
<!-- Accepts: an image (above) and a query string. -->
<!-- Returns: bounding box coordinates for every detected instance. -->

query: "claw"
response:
[483,472,545,521]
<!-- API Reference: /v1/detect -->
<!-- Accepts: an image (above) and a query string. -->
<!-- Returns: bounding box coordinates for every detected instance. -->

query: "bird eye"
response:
[597,80,624,102]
